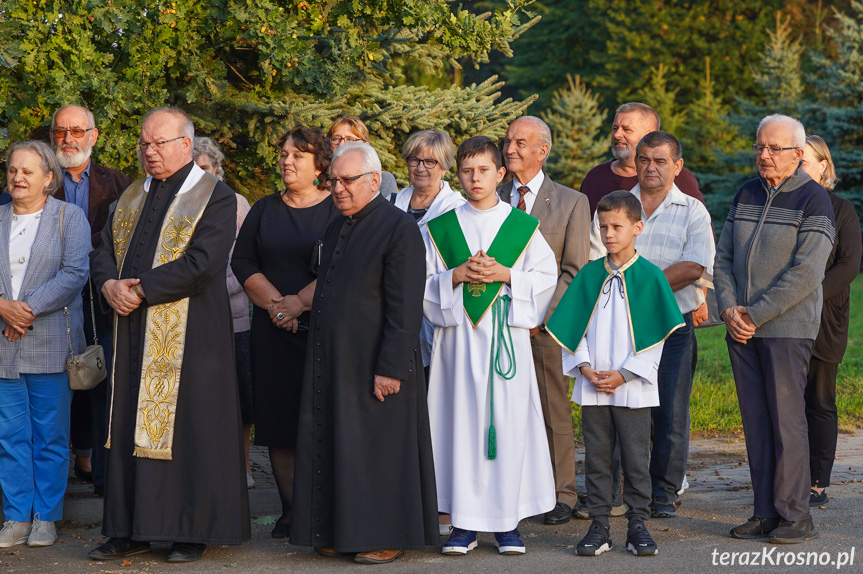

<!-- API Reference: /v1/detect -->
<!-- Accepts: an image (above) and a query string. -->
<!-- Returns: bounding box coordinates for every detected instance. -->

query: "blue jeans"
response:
[0,372,72,522]
[650,312,695,499]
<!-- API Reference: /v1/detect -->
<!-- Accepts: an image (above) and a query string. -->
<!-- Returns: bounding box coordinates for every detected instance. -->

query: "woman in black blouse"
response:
[231,127,337,538]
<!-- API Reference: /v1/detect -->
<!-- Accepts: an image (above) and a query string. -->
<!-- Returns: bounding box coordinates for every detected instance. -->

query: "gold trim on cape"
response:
[104,174,217,460]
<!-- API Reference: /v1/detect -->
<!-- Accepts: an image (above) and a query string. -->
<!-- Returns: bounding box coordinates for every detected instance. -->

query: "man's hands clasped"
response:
[722,305,756,344]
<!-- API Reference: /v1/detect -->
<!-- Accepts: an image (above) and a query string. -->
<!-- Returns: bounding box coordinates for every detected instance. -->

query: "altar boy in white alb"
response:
[423,136,557,556]
[547,191,684,558]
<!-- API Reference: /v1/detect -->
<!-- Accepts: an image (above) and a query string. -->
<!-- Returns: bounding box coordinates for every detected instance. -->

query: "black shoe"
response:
[576,521,612,556]
[88,537,151,561]
[271,522,290,539]
[625,522,658,556]
[809,489,829,506]
[768,519,818,544]
[730,516,781,539]
[166,542,207,562]
[74,463,93,482]
[93,484,104,497]
[545,502,573,525]
[650,495,678,518]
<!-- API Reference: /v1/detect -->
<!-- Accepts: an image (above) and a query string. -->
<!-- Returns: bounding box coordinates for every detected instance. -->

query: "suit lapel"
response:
[88,162,102,222]
[530,173,554,222]
[0,205,13,299]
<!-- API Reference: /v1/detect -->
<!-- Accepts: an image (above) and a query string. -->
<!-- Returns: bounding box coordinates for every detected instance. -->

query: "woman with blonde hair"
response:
[799,134,862,506]
[327,116,398,196]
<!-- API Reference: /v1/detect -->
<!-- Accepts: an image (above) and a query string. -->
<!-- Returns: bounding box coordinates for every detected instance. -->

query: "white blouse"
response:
[8,210,42,299]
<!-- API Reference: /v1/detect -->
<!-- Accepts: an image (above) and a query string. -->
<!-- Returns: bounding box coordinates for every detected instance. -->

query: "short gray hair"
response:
[615,102,661,130]
[757,114,805,148]
[332,143,382,183]
[6,140,63,196]
[142,107,195,139]
[192,136,225,179]
[401,130,455,171]
[51,105,96,129]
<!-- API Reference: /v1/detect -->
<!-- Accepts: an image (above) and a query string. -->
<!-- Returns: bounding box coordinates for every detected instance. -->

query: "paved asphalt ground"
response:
[2,432,862,573]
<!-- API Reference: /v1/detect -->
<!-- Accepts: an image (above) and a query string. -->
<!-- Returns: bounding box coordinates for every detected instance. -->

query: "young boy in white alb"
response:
[423,136,557,556]
[547,190,684,557]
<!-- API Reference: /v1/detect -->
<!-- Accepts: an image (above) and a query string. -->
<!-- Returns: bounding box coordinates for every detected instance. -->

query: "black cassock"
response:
[89,162,250,544]
[290,194,438,552]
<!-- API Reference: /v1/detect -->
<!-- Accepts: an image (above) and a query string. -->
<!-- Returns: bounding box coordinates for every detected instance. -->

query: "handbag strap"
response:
[64,307,74,360]
[58,203,79,359]
[88,282,98,346]
[59,203,66,255]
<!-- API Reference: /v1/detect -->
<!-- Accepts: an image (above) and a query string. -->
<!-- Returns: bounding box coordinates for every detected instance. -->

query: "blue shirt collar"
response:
[63,158,92,182]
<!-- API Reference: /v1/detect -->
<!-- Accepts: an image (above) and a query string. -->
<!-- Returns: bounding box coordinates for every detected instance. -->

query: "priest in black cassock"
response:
[88,108,249,563]
[290,143,438,564]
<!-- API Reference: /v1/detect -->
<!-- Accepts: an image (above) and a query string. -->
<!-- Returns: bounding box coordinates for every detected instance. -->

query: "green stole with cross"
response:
[426,207,540,327]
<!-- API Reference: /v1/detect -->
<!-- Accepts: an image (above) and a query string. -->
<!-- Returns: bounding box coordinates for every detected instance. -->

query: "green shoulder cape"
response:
[546,254,685,354]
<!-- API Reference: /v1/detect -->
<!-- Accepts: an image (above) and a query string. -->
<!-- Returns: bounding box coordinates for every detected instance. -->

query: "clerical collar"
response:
[158,160,195,185]
[346,192,382,221]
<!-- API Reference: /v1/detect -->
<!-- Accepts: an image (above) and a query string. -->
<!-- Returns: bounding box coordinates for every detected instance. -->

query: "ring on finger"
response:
[277,312,285,320]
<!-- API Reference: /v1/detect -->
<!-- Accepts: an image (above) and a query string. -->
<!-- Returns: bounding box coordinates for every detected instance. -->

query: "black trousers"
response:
[582,405,651,527]
[805,358,839,488]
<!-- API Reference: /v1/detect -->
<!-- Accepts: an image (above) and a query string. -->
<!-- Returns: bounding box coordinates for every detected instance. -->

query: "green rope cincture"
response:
[488,295,516,460]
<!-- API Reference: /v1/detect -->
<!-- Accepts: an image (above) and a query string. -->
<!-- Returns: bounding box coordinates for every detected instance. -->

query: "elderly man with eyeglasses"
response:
[88,107,249,563]
[714,114,836,544]
[48,105,132,498]
[290,143,438,564]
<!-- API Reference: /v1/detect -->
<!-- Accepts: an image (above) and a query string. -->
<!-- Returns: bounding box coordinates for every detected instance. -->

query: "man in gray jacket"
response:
[714,114,835,544]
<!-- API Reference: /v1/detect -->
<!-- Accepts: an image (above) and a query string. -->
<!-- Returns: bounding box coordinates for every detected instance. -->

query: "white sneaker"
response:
[247,473,255,489]
[27,519,57,547]
[678,476,689,496]
[0,521,31,548]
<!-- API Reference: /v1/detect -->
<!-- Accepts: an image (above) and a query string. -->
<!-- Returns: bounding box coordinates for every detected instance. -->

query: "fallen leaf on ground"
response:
[254,515,276,525]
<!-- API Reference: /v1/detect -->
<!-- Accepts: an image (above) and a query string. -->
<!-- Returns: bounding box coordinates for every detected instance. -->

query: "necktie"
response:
[517,186,529,212]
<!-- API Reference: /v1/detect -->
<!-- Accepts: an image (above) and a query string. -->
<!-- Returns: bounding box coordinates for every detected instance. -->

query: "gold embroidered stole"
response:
[105,173,216,460]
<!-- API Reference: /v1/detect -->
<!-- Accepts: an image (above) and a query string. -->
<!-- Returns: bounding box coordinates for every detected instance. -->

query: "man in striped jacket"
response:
[714,114,835,545]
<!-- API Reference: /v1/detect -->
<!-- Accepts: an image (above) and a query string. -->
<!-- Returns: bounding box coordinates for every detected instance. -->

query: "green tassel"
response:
[487,425,496,460]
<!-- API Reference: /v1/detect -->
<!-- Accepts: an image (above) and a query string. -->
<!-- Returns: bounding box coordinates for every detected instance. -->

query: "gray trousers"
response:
[582,405,651,527]
[727,336,814,522]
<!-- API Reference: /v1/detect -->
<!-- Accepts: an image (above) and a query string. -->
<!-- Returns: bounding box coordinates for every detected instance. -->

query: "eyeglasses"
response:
[325,172,374,187]
[752,144,799,155]
[50,127,95,139]
[136,136,187,151]
[407,157,439,169]
[330,135,366,145]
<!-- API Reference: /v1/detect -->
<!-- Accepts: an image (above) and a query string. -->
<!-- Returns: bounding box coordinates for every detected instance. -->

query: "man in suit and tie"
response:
[499,116,590,525]
[50,105,132,496]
